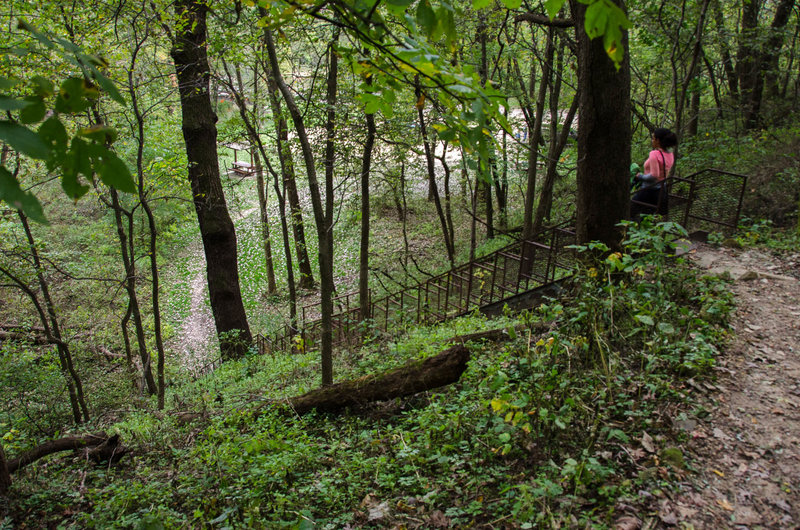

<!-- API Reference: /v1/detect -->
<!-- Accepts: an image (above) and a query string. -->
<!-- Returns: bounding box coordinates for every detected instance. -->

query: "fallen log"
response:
[7,432,128,474]
[282,323,552,416]
[285,343,471,415]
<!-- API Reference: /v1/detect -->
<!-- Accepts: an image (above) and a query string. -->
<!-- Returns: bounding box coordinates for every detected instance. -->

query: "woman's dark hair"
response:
[653,128,678,149]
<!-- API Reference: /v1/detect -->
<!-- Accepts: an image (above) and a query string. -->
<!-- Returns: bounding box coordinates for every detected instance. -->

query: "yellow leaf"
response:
[716,498,734,511]
[712,469,725,477]
[490,398,506,412]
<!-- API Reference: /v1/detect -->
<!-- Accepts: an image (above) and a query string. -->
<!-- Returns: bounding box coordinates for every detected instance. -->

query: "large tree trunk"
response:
[572,0,632,247]
[737,0,764,127]
[171,0,252,360]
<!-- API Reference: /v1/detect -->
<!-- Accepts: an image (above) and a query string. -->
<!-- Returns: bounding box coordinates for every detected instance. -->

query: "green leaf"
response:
[584,1,609,39]
[473,0,491,8]
[0,121,49,160]
[501,0,522,8]
[635,314,655,326]
[0,167,47,223]
[30,76,54,97]
[55,77,96,114]
[79,125,119,145]
[61,140,91,199]
[416,1,437,37]
[20,98,46,124]
[385,0,414,6]
[0,77,20,90]
[438,7,457,46]
[657,322,675,334]
[0,96,30,111]
[96,148,136,193]
[38,117,69,159]
[17,19,55,49]
[88,66,125,105]
[544,0,566,19]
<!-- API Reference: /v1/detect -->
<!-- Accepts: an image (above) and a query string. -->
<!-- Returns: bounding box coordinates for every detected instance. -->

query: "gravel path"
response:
[661,245,800,528]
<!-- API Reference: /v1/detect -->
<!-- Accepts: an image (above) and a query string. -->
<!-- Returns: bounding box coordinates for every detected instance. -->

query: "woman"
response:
[631,128,678,220]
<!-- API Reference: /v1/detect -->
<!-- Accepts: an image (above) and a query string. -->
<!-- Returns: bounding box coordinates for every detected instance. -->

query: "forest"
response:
[1,0,799,527]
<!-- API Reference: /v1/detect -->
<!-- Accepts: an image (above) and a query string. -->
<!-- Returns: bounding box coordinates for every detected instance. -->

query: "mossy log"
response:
[286,343,472,415]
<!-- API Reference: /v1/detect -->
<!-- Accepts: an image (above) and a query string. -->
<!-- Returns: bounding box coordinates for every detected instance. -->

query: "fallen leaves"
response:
[641,432,656,453]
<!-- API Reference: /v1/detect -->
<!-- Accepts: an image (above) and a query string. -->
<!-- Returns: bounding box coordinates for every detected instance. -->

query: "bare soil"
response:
[649,244,800,529]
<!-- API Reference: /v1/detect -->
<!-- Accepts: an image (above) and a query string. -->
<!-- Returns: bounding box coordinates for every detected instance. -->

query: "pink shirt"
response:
[643,149,674,181]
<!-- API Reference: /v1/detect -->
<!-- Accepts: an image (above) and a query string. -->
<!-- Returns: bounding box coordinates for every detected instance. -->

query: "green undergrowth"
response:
[4,220,736,528]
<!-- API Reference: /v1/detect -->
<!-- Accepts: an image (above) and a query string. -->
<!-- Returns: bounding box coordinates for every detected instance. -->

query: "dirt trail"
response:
[659,244,800,528]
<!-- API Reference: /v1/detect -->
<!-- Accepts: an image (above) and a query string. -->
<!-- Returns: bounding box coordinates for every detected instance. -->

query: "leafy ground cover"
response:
[2,220,743,528]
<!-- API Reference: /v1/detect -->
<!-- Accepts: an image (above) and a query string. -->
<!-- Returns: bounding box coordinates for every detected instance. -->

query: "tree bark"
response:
[171,0,252,360]
[263,27,335,383]
[572,0,632,248]
[737,0,764,126]
[743,0,796,128]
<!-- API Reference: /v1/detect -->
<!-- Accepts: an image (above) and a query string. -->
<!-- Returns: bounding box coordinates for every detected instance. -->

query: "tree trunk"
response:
[674,0,711,135]
[533,53,578,234]
[743,0,796,128]
[737,0,764,127]
[227,62,278,295]
[522,28,554,241]
[359,88,376,322]
[320,32,340,385]
[416,80,455,264]
[16,215,90,422]
[264,27,335,383]
[264,62,316,290]
[127,21,167,408]
[572,0,632,247]
[171,0,252,360]
[435,143,456,247]
[110,189,157,394]
[712,0,738,98]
